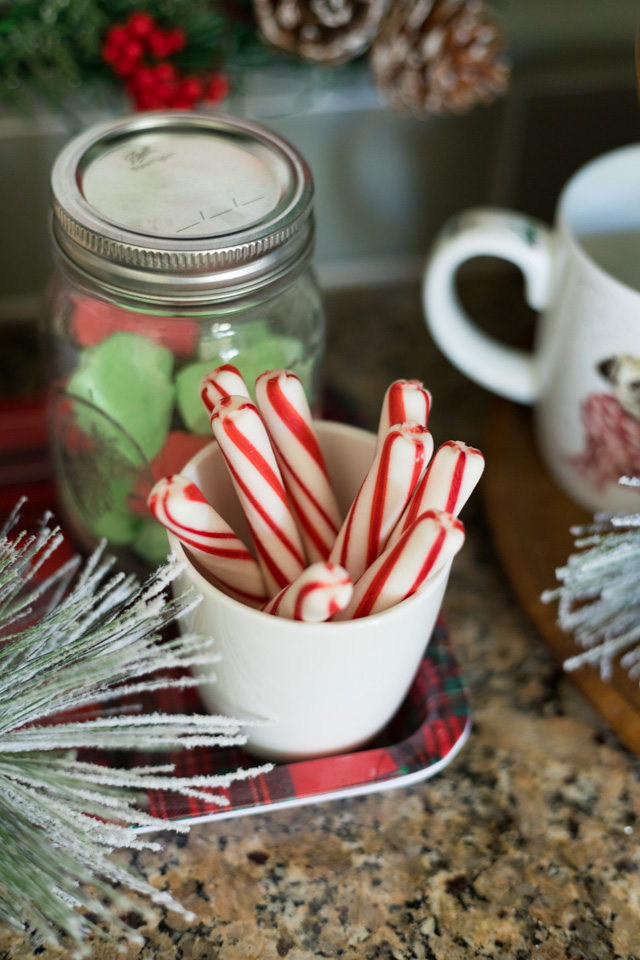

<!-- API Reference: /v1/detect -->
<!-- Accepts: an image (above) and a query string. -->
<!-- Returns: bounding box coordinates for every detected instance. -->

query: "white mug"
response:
[169,420,452,762]
[423,143,640,515]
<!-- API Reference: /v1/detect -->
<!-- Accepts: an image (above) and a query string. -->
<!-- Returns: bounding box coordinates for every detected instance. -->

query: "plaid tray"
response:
[121,620,470,828]
[1,395,471,827]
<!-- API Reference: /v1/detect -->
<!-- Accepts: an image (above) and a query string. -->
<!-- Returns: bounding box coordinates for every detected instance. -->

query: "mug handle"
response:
[422,208,556,404]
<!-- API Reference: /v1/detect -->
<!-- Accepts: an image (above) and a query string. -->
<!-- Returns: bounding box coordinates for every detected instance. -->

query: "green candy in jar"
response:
[44,112,326,574]
[67,332,175,461]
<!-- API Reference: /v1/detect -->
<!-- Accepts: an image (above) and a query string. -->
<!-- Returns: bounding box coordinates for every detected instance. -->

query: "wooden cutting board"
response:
[483,399,640,754]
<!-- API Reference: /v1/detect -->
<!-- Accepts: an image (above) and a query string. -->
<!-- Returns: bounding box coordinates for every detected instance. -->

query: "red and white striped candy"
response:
[209,395,306,597]
[328,421,433,581]
[261,562,353,621]
[336,509,465,620]
[376,379,432,449]
[387,440,484,549]
[255,369,342,562]
[200,364,250,414]
[147,475,268,607]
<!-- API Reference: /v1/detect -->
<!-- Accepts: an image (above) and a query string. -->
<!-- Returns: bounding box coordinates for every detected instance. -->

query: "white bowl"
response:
[169,420,451,762]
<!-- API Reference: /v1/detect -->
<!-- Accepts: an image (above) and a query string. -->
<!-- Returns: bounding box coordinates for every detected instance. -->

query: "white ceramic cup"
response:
[168,420,452,762]
[423,142,640,515]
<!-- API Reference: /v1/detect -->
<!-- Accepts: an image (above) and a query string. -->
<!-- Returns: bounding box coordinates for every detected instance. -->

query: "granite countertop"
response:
[2,280,640,960]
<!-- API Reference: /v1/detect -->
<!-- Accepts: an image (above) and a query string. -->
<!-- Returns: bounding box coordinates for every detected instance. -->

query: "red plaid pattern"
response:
[121,621,470,825]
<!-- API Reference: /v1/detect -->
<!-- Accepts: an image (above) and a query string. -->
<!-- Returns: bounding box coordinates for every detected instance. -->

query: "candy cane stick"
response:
[387,440,484,549]
[261,562,353,621]
[147,475,268,607]
[376,379,432,449]
[200,364,251,414]
[336,509,465,620]
[255,369,342,562]
[209,395,306,597]
[329,421,433,581]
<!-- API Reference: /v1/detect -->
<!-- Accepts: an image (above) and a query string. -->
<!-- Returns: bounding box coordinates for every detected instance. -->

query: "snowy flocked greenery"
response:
[0,499,268,956]
[543,478,640,682]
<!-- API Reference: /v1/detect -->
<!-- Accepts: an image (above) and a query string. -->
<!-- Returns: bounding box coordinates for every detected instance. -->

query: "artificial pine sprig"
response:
[0,501,270,957]
[542,478,640,682]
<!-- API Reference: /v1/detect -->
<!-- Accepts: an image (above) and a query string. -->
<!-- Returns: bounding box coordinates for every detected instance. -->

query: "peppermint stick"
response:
[209,395,306,597]
[200,364,250,414]
[255,369,342,562]
[261,562,353,621]
[376,379,432,449]
[329,421,433,581]
[336,509,465,620]
[387,440,484,549]
[147,475,268,607]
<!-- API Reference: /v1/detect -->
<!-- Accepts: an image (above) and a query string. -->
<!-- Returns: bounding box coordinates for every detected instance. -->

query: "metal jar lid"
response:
[50,111,315,303]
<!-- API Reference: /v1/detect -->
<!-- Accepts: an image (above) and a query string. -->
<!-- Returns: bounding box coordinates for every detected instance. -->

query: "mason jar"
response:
[43,111,326,574]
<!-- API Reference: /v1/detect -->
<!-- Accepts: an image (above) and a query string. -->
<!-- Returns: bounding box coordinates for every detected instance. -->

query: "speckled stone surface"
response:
[2,280,640,960]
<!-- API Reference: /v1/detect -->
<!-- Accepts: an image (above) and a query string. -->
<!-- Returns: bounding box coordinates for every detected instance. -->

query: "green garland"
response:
[0,0,272,112]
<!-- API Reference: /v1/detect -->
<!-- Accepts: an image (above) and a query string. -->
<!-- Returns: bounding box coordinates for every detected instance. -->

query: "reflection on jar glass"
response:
[44,112,326,574]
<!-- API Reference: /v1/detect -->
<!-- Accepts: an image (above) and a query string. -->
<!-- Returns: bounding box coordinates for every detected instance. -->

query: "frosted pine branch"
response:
[542,497,640,683]
[0,507,271,957]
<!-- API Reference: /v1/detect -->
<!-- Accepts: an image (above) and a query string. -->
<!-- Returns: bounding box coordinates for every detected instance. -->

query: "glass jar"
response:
[43,112,326,574]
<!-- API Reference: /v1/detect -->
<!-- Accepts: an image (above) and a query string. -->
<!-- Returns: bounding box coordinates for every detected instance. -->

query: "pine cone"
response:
[371,0,510,117]
[252,0,389,65]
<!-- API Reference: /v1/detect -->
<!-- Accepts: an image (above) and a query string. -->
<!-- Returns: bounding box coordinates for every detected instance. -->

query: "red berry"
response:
[105,25,128,48]
[148,28,171,59]
[180,76,203,101]
[154,61,177,83]
[129,64,156,91]
[133,90,159,111]
[164,27,187,55]
[154,78,178,105]
[113,57,139,78]
[127,11,156,39]
[204,74,229,103]
[101,40,120,65]
[122,38,144,61]
[113,60,137,77]
[172,97,196,110]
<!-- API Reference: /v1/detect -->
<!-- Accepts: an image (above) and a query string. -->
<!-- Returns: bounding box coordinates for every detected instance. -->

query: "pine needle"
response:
[542,480,640,683]
[0,506,270,957]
